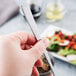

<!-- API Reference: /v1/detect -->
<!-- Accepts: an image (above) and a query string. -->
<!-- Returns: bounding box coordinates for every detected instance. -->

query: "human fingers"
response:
[29,38,50,62]
[35,59,43,67]
[8,31,36,45]
[32,66,39,76]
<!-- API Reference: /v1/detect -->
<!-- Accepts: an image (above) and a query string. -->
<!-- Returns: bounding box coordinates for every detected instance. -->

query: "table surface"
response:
[0,0,76,76]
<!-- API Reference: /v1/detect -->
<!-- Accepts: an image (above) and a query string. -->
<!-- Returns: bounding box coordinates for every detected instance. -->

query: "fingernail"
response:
[42,38,50,47]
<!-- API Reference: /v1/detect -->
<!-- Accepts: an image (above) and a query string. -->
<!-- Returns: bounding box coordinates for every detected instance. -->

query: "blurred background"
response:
[0,0,76,34]
[0,0,76,76]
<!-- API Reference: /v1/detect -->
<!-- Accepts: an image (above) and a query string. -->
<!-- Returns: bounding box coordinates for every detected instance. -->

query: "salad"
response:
[47,31,76,65]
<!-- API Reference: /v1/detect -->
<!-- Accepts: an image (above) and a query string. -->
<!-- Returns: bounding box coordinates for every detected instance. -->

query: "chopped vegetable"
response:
[47,30,76,65]
[70,60,76,65]
[58,49,76,56]
[48,44,60,52]
[59,40,70,46]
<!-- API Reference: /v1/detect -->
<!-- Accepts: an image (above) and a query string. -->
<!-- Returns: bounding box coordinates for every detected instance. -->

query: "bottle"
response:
[30,3,41,19]
[30,0,42,19]
[46,0,65,21]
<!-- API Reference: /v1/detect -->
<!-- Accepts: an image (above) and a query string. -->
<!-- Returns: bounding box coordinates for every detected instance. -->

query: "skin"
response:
[0,32,50,76]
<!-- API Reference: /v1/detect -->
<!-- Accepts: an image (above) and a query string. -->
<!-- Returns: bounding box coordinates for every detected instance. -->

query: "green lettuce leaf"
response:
[58,49,76,56]
[70,60,76,65]
[49,36,60,44]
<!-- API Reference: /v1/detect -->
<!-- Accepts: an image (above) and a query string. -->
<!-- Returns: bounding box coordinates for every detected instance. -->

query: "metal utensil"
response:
[20,2,55,76]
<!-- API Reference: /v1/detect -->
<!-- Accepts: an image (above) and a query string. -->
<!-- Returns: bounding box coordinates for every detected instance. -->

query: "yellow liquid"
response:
[46,4,64,20]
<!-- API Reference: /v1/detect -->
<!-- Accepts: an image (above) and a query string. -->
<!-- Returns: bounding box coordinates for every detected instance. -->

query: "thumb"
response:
[29,38,50,62]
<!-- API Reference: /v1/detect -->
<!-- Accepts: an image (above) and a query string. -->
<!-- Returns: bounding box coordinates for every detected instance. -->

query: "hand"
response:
[0,32,50,76]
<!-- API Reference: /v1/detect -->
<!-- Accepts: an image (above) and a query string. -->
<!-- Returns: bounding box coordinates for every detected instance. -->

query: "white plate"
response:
[40,25,74,64]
